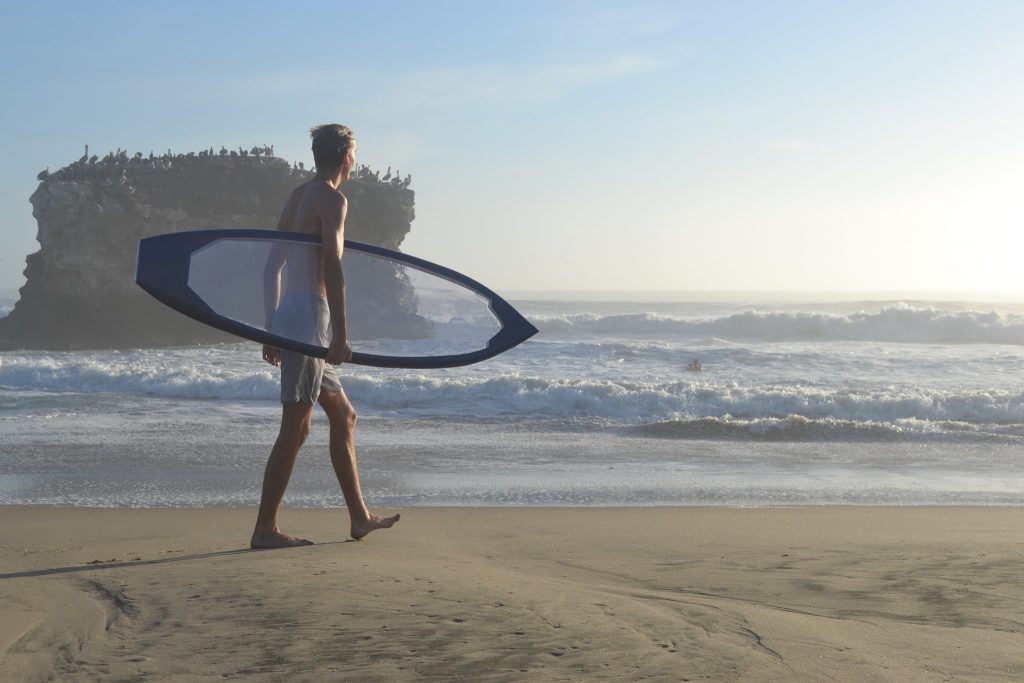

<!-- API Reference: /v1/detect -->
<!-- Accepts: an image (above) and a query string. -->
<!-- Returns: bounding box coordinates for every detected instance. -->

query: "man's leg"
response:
[317,389,400,539]
[251,401,315,549]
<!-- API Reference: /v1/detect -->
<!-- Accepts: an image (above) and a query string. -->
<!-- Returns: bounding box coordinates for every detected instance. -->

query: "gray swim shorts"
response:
[271,292,342,404]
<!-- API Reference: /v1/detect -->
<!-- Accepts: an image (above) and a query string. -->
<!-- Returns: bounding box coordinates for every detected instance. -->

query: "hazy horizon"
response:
[2,1,1022,293]
[3,285,1023,305]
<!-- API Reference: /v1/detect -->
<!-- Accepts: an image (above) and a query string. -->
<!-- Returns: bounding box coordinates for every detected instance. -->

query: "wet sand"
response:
[1,506,1021,681]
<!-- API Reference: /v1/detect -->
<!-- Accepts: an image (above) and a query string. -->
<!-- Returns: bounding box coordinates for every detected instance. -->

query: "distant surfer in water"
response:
[252,124,400,548]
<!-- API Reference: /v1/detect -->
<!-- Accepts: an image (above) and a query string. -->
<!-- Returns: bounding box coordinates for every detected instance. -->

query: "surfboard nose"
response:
[487,298,539,352]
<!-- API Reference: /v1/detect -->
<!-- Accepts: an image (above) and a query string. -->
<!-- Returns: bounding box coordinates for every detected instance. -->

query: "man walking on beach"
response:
[251,124,400,549]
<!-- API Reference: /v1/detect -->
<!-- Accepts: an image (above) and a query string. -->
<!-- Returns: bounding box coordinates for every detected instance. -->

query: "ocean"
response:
[1,289,1022,507]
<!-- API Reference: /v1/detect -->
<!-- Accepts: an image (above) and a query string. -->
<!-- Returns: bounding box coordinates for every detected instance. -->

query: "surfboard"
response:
[135,229,537,368]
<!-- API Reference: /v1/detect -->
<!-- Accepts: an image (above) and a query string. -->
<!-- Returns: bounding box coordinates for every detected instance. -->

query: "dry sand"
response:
[1,506,1022,681]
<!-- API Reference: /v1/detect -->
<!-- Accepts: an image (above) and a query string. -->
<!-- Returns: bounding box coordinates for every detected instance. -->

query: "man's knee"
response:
[282,421,311,445]
[281,403,314,444]
[329,402,356,431]
[298,418,312,443]
[340,406,357,431]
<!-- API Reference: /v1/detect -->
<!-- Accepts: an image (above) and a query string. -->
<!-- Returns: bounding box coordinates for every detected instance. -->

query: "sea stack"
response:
[0,149,416,350]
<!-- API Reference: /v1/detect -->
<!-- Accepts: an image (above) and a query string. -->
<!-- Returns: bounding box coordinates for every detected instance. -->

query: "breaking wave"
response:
[0,354,280,400]
[2,355,1021,441]
[535,305,1024,344]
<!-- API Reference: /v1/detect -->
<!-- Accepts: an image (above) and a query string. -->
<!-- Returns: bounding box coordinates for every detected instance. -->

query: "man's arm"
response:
[263,191,296,328]
[320,190,351,364]
[260,191,295,366]
[263,243,287,330]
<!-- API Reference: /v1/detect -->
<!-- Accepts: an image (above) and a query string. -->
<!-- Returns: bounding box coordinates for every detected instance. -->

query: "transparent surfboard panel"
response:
[186,238,502,356]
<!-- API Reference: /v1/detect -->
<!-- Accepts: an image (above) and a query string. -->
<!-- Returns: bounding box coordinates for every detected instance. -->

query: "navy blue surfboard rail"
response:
[135,229,538,369]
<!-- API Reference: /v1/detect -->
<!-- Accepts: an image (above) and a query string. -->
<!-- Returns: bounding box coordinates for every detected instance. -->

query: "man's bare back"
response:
[264,175,351,365]
[275,179,343,298]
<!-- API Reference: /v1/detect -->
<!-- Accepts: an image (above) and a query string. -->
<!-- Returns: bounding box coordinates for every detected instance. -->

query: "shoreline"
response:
[4,501,1024,508]
[2,506,1022,680]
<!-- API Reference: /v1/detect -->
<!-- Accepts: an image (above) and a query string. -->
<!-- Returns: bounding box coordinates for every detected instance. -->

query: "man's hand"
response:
[262,344,281,367]
[327,337,352,365]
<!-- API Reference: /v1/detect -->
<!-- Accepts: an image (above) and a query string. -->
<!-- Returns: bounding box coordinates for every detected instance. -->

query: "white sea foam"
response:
[0,354,279,400]
[2,355,1021,436]
[632,415,1024,442]
[5,295,1024,507]
[534,305,1024,344]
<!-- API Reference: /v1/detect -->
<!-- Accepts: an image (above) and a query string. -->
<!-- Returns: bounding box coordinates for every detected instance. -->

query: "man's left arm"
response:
[261,193,294,366]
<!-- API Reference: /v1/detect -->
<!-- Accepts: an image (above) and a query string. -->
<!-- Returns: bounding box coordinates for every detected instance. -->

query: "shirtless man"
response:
[251,124,400,549]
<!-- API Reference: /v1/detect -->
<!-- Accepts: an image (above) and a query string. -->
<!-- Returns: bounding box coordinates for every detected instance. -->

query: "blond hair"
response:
[309,124,355,172]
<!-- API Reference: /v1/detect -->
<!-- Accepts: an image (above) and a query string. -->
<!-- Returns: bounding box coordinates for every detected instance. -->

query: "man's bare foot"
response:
[250,529,314,549]
[351,513,401,540]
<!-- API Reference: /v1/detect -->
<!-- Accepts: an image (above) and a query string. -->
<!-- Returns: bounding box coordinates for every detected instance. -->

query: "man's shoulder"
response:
[300,179,345,200]
[316,185,347,211]
[286,180,313,205]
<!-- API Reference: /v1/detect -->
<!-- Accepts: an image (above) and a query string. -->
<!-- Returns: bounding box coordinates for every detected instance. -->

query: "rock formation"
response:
[0,149,417,350]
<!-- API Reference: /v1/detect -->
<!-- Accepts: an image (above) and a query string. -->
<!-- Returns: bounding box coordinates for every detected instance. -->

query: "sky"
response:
[1,0,1022,294]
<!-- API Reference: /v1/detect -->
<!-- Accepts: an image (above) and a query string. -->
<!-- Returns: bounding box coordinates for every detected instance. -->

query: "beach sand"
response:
[1,506,1021,681]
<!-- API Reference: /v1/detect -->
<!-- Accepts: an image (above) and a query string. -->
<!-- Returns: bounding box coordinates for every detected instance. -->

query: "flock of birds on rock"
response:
[38,145,411,189]
[38,145,280,182]
[356,164,412,189]
[286,162,412,189]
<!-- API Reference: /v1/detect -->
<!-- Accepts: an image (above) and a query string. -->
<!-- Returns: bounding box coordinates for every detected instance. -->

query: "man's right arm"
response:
[320,190,351,364]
